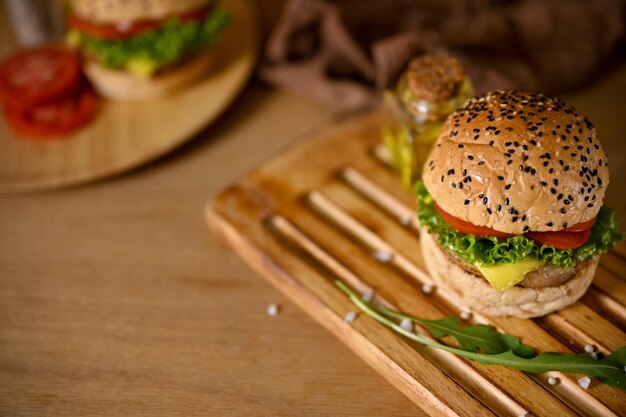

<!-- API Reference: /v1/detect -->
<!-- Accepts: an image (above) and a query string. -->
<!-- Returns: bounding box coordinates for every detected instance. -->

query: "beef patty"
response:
[445,250,580,288]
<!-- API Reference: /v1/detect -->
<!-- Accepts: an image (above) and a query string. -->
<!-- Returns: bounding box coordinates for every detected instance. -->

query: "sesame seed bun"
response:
[420,225,598,318]
[71,0,208,24]
[422,90,609,234]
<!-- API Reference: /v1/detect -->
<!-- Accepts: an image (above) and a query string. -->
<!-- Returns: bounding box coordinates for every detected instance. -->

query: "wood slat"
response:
[305,184,623,416]
[599,251,626,280]
[274,206,576,417]
[207,111,626,416]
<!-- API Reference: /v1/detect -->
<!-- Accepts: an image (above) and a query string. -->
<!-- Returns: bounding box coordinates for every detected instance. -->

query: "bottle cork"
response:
[406,54,466,102]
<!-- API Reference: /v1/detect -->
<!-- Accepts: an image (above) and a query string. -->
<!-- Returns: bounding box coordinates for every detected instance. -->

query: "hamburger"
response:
[66,0,230,101]
[418,90,623,318]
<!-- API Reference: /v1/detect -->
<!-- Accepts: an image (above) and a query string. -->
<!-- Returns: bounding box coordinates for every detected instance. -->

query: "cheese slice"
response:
[475,259,544,292]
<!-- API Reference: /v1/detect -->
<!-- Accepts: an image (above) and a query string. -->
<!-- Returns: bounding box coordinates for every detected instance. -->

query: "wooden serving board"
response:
[206,111,626,417]
[0,0,257,193]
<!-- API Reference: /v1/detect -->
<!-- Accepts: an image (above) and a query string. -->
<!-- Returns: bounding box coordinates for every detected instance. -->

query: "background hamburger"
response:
[67,0,230,101]
[418,90,623,318]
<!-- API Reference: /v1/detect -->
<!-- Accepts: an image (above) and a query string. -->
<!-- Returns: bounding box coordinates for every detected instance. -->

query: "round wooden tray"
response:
[0,0,258,193]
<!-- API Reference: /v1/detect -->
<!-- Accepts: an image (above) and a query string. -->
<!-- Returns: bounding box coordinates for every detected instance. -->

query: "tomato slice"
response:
[4,84,97,139]
[564,217,596,232]
[434,203,513,238]
[0,46,80,108]
[525,228,592,250]
[67,5,210,40]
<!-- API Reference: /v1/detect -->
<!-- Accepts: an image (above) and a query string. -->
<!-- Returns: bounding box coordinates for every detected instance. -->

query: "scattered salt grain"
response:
[584,344,595,353]
[422,283,434,294]
[399,318,413,332]
[460,311,472,320]
[590,352,599,360]
[344,311,357,323]
[548,377,559,386]
[372,250,393,263]
[267,303,279,317]
[568,340,575,346]
[362,290,374,303]
[399,216,412,226]
[578,377,591,390]
[517,413,527,417]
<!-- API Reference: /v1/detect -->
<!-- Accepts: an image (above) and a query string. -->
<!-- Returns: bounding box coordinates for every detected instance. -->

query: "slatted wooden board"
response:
[205,111,626,417]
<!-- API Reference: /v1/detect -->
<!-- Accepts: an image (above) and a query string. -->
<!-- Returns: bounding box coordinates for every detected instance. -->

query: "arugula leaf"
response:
[336,280,626,391]
[379,307,535,357]
[416,181,624,268]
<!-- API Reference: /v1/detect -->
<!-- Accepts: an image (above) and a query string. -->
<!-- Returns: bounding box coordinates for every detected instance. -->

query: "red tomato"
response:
[525,228,592,250]
[4,84,97,139]
[67,6,210,40]
[434,203,513,238]
[0,46,80,108]
[564,217,596,232]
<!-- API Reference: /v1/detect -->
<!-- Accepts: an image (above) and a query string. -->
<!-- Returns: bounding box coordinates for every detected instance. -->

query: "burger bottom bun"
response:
[83,51,214,101]
[419,226,598,318]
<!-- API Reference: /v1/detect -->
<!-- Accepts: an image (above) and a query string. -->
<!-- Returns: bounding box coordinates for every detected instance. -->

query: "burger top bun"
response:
[71,0,209,24]
[423,90,610,235]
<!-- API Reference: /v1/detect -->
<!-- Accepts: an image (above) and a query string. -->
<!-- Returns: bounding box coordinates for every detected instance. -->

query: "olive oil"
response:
[383,55,473,188]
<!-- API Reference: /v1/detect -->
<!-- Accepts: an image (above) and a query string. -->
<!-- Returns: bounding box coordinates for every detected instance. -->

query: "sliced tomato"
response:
[0,46,80,108]
[564,217,596,232]
[525,228,592,250]
[67,5,210,40]
[4,84,97,139]
[434,203,513,238]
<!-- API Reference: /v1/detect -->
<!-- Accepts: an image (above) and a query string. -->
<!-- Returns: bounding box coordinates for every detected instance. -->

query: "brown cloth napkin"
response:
[260,0,624,108]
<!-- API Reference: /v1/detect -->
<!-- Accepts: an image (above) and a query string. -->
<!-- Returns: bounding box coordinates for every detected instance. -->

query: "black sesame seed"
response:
[505,184,512,190]
[546,222,554,227]
[478,161,485,166]
[505,198,510,206]
[560,208,567,214]
[464,199,470,205]
[467,155,474,160]
[497,176,504,181]
[483,197,488,204]
[523,226,530,232]
[458,144,464,148]
[512,216,518,222]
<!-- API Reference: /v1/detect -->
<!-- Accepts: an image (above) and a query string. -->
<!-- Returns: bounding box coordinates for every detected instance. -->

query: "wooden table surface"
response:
[1,3,625,416]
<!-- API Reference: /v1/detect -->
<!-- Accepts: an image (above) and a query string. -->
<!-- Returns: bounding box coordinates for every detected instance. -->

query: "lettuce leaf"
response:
[74,6,230,70]
[416,181,624,268]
